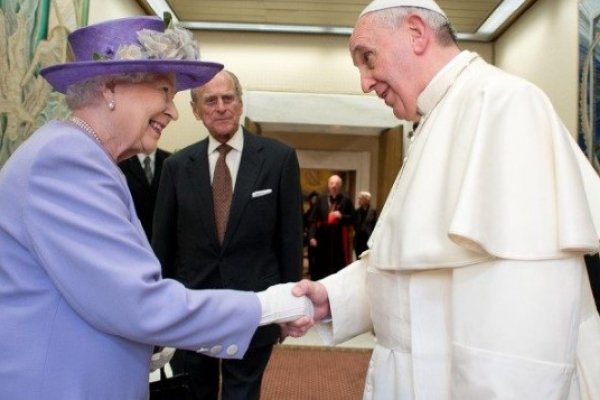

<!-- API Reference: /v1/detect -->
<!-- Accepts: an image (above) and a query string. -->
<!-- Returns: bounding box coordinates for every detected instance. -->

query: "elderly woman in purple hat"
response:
[0,16,312,400]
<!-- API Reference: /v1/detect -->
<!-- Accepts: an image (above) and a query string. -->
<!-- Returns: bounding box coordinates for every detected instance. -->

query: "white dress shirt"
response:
[207,126,244,189]
[136,149,157,177]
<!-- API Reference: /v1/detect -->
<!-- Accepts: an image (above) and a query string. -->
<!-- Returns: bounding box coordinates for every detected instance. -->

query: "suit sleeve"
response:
[276,147,304,283]
[152,158,178,279]
[318,257,372,344]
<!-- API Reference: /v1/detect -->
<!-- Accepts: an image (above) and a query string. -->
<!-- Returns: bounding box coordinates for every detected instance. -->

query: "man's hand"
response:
[293,280,330,320]
[281,279,331,338]
[256,282,314,326]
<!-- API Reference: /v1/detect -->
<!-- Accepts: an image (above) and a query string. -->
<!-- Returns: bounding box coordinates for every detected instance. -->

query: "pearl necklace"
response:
[69,116,103,144]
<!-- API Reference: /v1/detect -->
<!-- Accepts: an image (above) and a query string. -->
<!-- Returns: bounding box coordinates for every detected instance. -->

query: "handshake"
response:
[151,280,329,371]
[256,281,329,338]
[257,282,314,325]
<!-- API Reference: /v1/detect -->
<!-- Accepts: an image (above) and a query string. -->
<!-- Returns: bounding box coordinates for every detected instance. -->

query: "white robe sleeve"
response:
[317,257,372,345]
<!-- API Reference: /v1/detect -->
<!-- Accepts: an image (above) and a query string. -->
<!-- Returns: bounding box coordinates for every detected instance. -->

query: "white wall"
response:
[87,0,581,148]
[162,30,364,151]
[166,33,493,151]
[88,0,144,21]
[87,0,494,152]
[495,0,578,135]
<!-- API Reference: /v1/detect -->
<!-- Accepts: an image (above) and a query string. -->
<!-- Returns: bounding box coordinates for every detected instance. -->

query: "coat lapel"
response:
[185,140,220,244]
[150,149,167,190]
[126,157,149,187]
[222,131,264,247]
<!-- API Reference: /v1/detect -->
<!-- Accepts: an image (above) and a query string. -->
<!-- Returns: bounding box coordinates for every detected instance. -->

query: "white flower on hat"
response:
[114,44,144,60]
[112,26,200,62]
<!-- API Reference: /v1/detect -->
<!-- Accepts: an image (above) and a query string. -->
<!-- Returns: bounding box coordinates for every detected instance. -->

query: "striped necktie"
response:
[212,144,232,244]
[143,156,153,183]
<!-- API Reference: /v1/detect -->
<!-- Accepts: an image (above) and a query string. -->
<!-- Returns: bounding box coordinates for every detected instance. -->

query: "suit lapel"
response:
[223,130,264,247]
[126,157,148,187]
[185,140,220,244]
[151,149,168,190]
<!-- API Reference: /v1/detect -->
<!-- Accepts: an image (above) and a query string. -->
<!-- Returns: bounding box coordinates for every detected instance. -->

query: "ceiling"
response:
[137,0,537,42]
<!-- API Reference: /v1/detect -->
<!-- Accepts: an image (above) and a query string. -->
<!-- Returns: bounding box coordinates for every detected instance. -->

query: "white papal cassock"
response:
[317,51,600,399]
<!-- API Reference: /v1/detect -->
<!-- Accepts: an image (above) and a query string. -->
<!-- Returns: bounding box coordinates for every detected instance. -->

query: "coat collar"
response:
[417,51,479,118]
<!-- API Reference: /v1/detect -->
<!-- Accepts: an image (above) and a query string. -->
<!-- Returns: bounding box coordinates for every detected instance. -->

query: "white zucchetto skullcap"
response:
[360,0,447,19]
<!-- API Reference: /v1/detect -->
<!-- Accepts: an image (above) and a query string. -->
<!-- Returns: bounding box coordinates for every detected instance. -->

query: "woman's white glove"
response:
[256,282,314,326]
[150,347,176,372]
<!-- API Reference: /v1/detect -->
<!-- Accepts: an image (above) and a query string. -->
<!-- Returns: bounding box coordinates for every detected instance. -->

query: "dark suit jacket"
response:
[118,148,171,240]
[354,206,377,257]
[153,129,303,347]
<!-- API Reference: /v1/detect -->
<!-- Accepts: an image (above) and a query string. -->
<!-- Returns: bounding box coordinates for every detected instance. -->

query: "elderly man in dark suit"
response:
[153,70,303,400]
[118,147,171,240]
[353,190,377,259]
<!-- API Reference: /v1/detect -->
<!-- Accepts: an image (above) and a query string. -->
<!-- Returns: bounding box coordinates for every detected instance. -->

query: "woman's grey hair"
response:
[373,7,457,46]
[190,69,243,104]
[65,72,165,109]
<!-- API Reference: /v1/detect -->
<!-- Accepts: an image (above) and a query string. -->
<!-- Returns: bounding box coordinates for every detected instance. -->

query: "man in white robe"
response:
[287,1,600,399]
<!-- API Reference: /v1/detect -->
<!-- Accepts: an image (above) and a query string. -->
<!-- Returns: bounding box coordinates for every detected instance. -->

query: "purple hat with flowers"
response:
[40,16,223,94]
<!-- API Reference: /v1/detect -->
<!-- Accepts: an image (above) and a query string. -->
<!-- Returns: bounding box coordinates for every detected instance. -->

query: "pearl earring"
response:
[108,100,115,110]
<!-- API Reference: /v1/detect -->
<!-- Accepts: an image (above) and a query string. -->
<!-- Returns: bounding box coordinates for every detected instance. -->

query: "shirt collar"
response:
[208,125,243,153]
[137,149,156,163]
[417,50,479,117]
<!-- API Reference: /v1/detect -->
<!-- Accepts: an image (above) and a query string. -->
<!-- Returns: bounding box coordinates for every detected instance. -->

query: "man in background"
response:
[308,174,354,280]
[153,70,303,400]
[303,191,319,279]
[119,147,171,240]
[353,191,377,259]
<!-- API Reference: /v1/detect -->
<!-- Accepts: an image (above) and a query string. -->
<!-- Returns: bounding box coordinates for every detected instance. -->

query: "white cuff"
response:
[315,320,335,345]
[149,347,175,372]
[256,282,314,326]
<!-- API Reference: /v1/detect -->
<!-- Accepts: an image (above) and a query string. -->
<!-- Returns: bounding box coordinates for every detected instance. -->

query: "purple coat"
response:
[0,121,261,399]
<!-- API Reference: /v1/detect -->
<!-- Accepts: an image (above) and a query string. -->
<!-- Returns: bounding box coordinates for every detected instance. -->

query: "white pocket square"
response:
[251,189,272,198]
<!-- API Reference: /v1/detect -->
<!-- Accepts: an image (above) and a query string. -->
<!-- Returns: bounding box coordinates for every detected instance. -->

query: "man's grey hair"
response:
[372,7,457,46]
[65,72,164,109]
[358,191,372,201]
[190,69,243,103]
